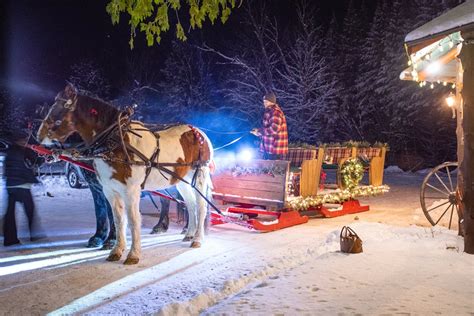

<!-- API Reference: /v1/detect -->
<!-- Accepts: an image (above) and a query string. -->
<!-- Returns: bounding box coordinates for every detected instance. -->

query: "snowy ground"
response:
[0,170,473,315]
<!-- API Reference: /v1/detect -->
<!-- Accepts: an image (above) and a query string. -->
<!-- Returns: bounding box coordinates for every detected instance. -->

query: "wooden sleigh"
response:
[211,145,387,229]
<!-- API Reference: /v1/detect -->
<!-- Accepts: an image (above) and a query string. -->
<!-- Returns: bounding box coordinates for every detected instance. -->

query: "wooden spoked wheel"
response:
[420,162,458,229]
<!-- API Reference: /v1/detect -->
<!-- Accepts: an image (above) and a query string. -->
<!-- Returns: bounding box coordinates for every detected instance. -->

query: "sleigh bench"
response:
[284,145,387,197]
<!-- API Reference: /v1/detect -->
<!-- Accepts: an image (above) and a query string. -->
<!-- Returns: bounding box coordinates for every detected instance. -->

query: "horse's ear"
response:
[64,83,78,99]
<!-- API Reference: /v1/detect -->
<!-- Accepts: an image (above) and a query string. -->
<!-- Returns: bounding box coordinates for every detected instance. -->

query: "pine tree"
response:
[338,0,371,140]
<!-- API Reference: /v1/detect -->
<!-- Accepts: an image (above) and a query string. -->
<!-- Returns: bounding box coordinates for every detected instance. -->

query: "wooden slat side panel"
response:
[212,159,289,207]
[213,178,285,193]
[213,173,286,184]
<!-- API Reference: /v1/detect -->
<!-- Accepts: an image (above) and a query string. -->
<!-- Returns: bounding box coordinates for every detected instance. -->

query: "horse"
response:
[148,188,189,235]
[37,83,213,265]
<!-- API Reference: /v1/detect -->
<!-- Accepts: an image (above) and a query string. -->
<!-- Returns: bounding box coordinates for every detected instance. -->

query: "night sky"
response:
[2,0,369,102]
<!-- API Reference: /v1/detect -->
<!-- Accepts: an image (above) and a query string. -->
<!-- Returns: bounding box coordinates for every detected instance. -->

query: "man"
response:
[3,132,43,246]
[65,133,115,249]
[82,169,116,249]
[251,92,288,160]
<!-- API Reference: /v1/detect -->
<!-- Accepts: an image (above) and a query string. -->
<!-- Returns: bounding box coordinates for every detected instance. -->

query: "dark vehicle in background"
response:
[36,160,66,177]
[0,139,8,181]
[65,162,87,188]
[0,152,5,181]
[35,161,87,188]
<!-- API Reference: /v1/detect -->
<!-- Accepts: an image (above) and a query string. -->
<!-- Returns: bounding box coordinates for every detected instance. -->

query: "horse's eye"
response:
[55,120,62,126]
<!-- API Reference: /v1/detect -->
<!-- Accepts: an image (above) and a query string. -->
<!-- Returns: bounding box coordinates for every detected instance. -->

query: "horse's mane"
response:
[77,94,120,127]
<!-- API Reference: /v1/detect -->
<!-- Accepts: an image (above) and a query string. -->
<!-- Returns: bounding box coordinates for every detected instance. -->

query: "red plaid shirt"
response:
[259,104,288,155]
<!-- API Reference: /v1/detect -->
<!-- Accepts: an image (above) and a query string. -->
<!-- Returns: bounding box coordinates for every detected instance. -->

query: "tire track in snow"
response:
[90,225,339,315]
[50,236,253,315]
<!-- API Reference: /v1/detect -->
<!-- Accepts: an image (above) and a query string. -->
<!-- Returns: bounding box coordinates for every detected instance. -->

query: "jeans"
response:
[83,170,115,241]
[3,188,35,245]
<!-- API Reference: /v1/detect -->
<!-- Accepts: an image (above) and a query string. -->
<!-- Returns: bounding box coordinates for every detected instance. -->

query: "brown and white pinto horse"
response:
[37,84,213,264]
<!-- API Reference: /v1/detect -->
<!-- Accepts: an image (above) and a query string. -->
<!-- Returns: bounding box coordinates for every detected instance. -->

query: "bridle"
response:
[44,96,78,136]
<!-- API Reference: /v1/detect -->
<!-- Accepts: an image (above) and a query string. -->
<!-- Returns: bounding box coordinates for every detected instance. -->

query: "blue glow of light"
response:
[237,148,253,162]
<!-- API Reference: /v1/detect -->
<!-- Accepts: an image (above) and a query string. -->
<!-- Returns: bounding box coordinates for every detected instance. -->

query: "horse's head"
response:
[37,83,79,146]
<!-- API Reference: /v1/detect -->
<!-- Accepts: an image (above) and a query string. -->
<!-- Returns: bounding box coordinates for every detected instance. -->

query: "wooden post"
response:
[300,148,324,197]
[459,31,474,254]
[369,147,387,186]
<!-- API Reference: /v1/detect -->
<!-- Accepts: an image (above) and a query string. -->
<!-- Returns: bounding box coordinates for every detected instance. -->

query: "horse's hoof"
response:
[182,236,193,242]
[190,241,201,248]
[124,257,139,265]
[151,227,167,234]
[101,239,116,250]
[106,253,121,262]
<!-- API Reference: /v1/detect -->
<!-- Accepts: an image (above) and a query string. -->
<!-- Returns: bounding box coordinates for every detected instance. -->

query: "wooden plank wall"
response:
[212,159,289,209]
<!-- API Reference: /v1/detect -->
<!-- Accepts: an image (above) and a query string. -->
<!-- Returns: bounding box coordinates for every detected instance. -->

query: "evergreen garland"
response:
[288,185,390,211]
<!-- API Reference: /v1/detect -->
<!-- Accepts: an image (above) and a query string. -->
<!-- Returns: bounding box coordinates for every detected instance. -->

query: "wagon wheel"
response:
[420,162,458,229]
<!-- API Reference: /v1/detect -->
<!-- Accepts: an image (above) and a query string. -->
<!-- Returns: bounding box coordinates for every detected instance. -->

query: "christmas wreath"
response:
[340,158,364,192]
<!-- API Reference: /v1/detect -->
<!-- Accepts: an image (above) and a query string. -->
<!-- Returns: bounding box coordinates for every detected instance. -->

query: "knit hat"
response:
[263,91,276,104]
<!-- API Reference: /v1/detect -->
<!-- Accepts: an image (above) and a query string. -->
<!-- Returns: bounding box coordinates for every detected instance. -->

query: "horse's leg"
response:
[124,186,142,265]
[181,205,189,235]
[190,166,211,248]
[151,196,170,234]
[176,183,197,242]
[175,190,188,234]
[104,191,127,261]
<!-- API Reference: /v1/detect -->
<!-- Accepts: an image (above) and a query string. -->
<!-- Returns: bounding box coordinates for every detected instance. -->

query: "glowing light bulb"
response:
[430,83,434,89]
[443,82,447,86]
[426,61,441,75]
[446,92,455,107]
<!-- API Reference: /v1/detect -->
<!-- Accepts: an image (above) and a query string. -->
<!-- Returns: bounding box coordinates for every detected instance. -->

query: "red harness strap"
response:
[188,125,205,145]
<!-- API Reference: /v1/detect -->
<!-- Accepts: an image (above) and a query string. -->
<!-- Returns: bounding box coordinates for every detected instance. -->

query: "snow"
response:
[0,172,473,315]
[384,165,405,173]
[405,0,474,43]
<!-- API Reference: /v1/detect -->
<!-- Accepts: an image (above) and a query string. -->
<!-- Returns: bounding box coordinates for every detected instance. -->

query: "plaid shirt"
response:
[260,104,288,155]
